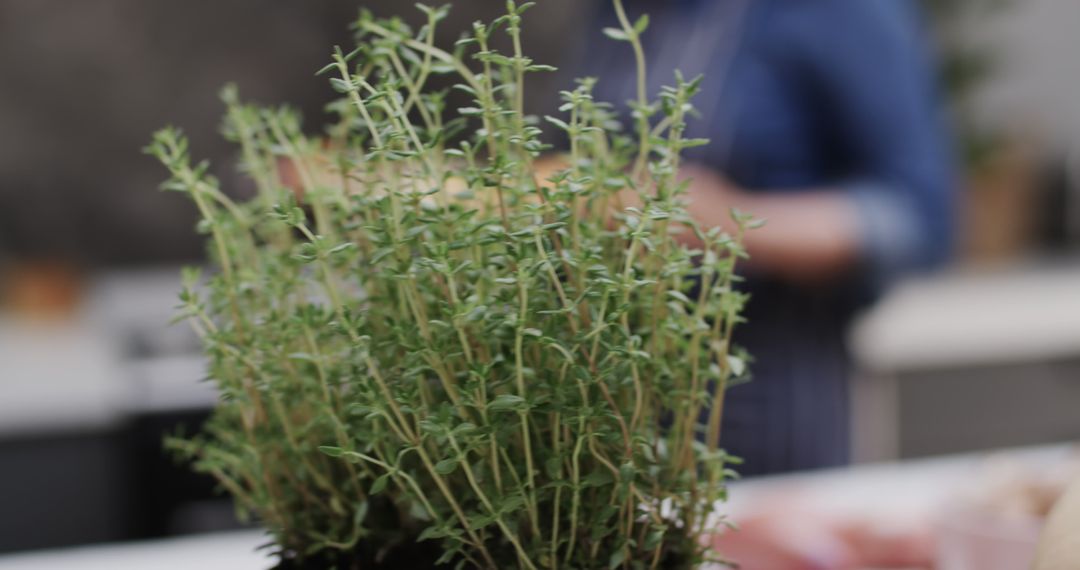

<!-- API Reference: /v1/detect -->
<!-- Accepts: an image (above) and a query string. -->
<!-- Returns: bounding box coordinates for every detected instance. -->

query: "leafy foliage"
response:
[922,0,1010,168]
[148,2,752,568]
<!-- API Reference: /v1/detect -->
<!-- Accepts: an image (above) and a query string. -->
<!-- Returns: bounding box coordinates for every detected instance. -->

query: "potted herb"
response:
[147,2,753,568]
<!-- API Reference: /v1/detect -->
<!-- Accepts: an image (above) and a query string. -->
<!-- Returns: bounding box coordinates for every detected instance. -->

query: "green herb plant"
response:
[148,1,753,568]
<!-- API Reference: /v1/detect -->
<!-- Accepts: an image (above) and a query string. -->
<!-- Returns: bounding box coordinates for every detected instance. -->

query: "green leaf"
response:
[544,116,570,131]
[583,470,613,488]
[417,525,441,542]
[488,394,527,412]
[644,528,665,550]
[608,547,627,569]
[727,355,746,377]
[619,461,636,483]
[602,27,629,41]
[370,474,390,495]
[434,458,459,475]
[318,446,345,457]
[353,500,369,526]
[341,45,363,63]
[329,77,355,93]
[633,14,650,34]
[666,290,692,304]
[457,107,485,116]
[328,242,356,255]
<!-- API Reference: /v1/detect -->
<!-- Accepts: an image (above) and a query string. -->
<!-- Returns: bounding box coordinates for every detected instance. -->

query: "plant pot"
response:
[960,144,1040,264]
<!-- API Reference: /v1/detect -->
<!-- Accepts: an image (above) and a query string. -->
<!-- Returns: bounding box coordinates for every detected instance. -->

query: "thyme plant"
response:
[149,2,752,568]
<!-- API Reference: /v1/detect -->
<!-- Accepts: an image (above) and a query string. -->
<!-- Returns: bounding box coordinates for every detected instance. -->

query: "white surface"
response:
[0,531,268,570]
[0,316,120,435]
[119,354,216,414]
[0,267,213,437]
[851,263,1080,372]
[0,445,1072,569]
[729,444,1076,522]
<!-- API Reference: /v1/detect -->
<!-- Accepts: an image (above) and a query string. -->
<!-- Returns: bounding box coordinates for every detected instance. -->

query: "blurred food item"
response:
[710,501,933,570]
[937,505,1043,570]
[836,519,935,569]
[962,455,1080,519]
[937,452,1080,570]
[710,508,859,570]
[2,260,83,318]
[1034,478,1080,570]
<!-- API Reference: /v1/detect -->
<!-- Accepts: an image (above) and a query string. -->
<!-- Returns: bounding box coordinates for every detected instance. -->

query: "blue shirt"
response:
[585,0,957,474]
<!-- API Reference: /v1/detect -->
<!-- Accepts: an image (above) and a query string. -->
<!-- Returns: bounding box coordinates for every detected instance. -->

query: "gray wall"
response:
[0,1,586,265]
[967,0,1080,149]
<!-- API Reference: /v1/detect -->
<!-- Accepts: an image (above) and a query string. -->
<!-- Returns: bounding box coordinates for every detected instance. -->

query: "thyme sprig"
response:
[149,2,753,568]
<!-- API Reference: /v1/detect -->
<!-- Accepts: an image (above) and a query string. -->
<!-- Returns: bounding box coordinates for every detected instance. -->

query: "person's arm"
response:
[682,1,957,287]
[676,166,862,283]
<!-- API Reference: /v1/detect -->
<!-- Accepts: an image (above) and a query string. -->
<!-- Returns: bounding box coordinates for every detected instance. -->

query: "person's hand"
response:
[277,156,303,198]
[680,164,748,231]
[613,162,746,220]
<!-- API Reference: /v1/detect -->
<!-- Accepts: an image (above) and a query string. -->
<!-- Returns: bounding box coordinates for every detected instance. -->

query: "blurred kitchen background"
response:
[3,0,1080,558]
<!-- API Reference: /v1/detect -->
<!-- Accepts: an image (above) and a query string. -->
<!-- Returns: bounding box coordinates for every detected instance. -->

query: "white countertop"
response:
[729,444,1076,521]
[851,261,1080,372]
[0,316,120,435]
[0,530,268,570]
[0,444,1071,570]
[0,268,214,437]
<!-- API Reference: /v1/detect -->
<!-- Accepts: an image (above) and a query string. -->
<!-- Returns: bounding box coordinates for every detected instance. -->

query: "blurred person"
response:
[584,0,957,477]
[579,1,956,567]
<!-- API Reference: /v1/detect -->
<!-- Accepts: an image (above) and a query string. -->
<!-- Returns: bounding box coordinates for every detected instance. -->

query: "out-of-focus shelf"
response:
[852,261,1080,372]
[0,267,209,438]
[849,259,1080,462]
[0,317,120,436]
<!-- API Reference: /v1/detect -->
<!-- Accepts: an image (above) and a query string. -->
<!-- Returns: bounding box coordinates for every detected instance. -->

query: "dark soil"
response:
[270,540,448,570]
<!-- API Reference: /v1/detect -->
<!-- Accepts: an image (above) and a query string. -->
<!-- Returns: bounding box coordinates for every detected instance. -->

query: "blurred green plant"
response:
[147,1,752,568]
[924,0,1011,169]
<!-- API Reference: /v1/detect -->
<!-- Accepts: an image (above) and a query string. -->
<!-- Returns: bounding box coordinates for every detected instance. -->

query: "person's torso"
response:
[584,0,837,192]
[581,0,868,381]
